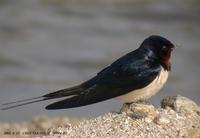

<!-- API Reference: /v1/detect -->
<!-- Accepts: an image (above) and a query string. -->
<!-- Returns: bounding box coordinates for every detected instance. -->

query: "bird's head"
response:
[140,35,175,71]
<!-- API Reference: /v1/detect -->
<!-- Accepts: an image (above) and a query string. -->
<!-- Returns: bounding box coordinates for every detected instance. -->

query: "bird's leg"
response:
[120,101,152,118]
[120,102,133,114]
[136,100,150,105]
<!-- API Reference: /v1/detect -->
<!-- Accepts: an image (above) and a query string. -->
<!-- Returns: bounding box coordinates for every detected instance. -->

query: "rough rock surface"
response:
[1,95,200,138]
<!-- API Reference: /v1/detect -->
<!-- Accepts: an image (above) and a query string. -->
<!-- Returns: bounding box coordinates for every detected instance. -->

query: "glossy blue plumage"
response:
[45,48,162,109]
[1,35,174,110]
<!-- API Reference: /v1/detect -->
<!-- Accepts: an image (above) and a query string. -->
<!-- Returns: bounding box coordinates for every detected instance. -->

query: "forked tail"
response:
[1,85,83,110]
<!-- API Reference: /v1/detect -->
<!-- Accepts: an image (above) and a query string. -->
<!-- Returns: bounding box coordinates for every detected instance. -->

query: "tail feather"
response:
[1,97,47,110]
[43,85,82,98]
[2,96,43,106]
[45,95,81,110]
[1,85,84,110]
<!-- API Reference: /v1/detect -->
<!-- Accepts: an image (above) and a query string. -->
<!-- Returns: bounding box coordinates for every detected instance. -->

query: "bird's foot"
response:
[120,103,132,114]
[120,101,156,119]
[120,102,148,119]
[136,100,151,105]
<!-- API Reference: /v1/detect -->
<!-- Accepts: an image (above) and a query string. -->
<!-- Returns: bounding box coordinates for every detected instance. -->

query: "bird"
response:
[1,35,175,110]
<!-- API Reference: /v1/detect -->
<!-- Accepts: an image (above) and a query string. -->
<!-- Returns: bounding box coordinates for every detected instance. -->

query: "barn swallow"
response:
[1,35,175,110]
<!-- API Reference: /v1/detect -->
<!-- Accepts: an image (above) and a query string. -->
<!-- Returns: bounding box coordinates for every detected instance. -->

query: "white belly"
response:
[117,67,169,103]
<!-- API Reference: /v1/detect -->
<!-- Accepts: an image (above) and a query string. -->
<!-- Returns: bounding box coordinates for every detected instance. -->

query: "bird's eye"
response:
[162,46,167,51]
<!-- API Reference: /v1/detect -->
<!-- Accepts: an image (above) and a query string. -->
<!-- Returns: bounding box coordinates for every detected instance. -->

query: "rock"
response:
[154,114,170,125]
[0,95,200,138]
[120,102,159,121]
[161,95,200,114]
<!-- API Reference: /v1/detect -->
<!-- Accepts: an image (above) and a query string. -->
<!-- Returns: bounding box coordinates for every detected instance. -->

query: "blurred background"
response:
[0,0,199,123]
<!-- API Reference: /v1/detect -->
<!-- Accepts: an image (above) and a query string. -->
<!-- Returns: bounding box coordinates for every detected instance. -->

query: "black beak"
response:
[171,45,175,51]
